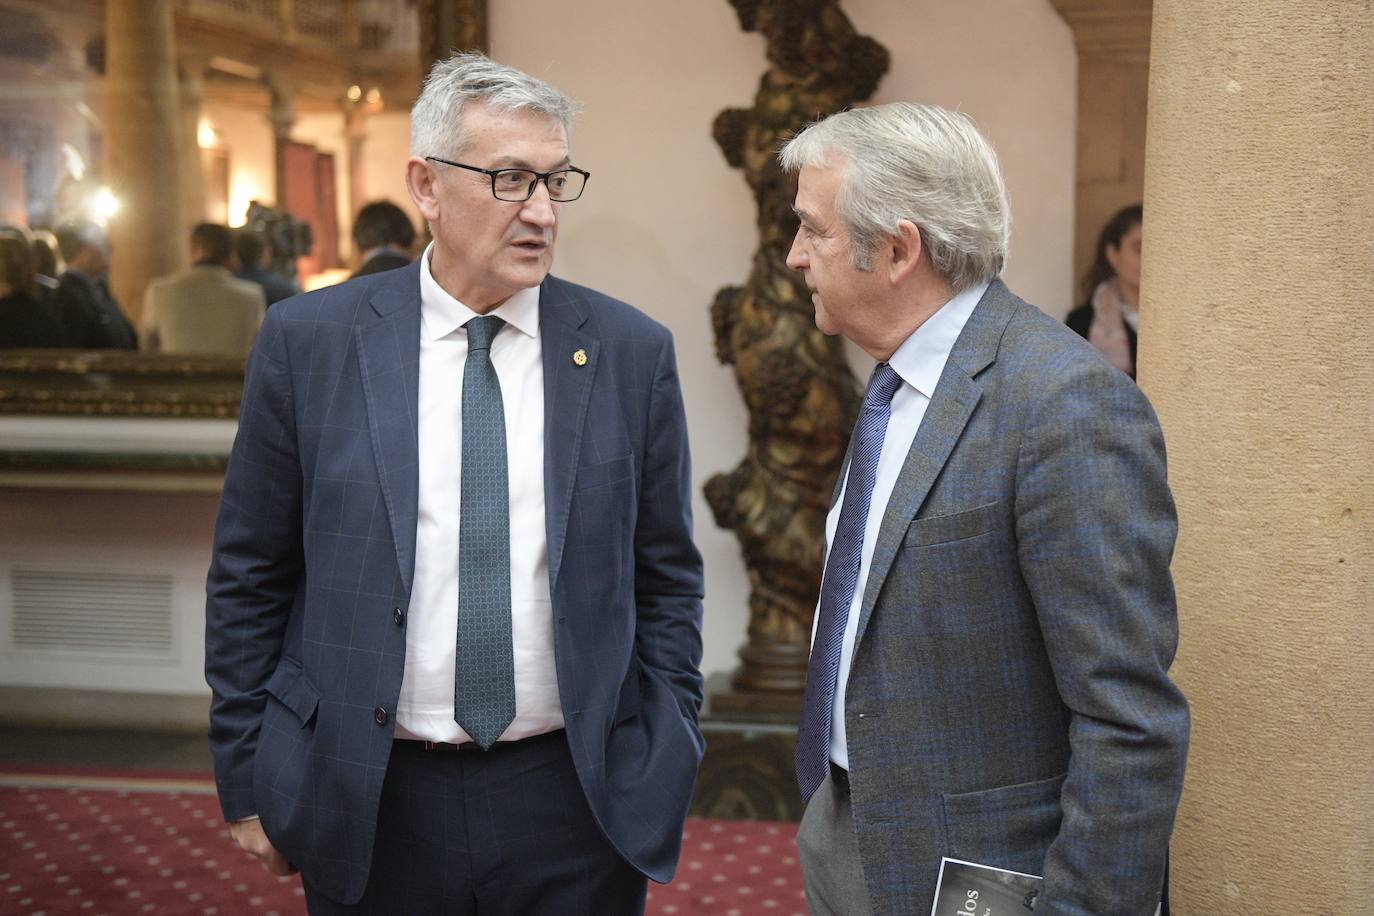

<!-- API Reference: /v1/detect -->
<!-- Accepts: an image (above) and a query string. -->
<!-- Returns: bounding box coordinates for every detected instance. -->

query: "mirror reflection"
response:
[0,0,435,365]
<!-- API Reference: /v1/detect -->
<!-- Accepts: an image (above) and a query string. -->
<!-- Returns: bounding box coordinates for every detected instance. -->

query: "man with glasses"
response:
[206,53,704,914]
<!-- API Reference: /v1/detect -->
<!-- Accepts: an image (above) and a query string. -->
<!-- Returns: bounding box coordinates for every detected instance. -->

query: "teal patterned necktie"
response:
[455,315,516,749]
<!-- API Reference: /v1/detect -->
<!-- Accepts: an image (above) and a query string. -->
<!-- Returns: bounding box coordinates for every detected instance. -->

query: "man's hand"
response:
[229,818,297,876]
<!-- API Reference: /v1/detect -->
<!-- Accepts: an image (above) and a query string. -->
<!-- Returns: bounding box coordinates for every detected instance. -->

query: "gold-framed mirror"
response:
[0,0,487,426]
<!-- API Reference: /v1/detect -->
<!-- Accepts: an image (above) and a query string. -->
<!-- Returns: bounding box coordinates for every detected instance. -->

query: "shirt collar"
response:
[418,241,541,341]
[887,280,989,398]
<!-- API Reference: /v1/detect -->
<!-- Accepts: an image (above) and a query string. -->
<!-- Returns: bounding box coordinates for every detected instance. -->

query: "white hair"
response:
[779,102,1010,290]
[410,52,579,158]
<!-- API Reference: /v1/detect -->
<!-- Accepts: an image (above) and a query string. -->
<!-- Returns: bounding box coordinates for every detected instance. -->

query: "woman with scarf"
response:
[1067,204,1142,378]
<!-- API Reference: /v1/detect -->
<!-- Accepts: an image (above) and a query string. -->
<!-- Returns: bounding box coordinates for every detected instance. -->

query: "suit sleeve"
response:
[1014,357,1190,915]
[141,286,160,352]
[633,336,706,729]
[50,279,94,348]
[205,309,304,821]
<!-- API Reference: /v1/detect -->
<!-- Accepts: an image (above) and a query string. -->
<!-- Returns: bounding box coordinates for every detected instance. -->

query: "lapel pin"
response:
[572,348,588,367]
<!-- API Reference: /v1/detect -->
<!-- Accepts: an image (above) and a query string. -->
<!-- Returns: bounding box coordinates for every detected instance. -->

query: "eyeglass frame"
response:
[424,156,591,202]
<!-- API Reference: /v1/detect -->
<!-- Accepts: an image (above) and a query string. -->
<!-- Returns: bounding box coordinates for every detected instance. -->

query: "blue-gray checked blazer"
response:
[839,281,1189,916]
[205,263,705,904]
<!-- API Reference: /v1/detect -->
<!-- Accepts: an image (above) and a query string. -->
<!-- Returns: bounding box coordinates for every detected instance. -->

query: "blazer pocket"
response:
[613,662,643,725]
[941,772,1066,865]
[575,452,635,492]
[264,657,320,728]
[905,501,1000,548]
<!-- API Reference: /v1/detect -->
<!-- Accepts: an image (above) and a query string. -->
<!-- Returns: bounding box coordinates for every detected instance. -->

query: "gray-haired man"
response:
[207,53,704,914]
[784,103,1189,915]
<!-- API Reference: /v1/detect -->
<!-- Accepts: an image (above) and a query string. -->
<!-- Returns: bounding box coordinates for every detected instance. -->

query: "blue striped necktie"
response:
[454,315,516,749]
[795,362,904,802]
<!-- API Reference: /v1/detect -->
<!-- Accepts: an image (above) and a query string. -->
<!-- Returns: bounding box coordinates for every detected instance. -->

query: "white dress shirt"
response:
[394,244,564,743]
[825,280,989,769]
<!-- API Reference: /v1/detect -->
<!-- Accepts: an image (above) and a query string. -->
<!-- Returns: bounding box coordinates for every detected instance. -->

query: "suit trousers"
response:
[796,767,873,916]
[302,730,646,915]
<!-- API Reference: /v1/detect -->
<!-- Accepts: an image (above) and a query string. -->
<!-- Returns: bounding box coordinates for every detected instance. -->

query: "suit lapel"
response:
[539,276,599,591]
[355,265,423,596]
[851,281,1015,650]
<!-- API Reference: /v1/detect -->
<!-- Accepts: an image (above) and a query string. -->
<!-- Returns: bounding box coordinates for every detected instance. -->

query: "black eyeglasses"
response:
[424,156,590,202]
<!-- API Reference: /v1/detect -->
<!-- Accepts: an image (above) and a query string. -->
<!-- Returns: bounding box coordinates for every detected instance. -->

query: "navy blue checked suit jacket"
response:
[205,262,705,904]
[837,281,1189,916]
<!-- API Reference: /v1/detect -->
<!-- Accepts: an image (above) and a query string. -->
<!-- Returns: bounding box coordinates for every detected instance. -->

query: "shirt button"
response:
[392,607,404,626]
[373,706,388,726]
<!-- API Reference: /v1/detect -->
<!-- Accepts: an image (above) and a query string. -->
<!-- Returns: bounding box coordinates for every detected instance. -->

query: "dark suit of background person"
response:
[51,220,136,349]
[781,104,1189,916]
[205,53,704,915]
[234,228,300,307]
[0,230,66,348]
[350,199,417,278]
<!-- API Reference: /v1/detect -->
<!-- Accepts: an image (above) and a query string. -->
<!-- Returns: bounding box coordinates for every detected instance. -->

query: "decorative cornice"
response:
[1051,0,1153,60]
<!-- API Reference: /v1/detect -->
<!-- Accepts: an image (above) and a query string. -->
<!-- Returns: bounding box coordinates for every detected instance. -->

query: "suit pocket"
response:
[575,452,635,492]
[905,501,1000,548]
[263,657,320,728]
[941,772,1066,872]
[613,662,642,725]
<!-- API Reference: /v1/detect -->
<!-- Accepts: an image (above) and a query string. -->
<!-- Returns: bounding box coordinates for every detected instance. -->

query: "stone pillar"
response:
[1050,0,1152,289]
[344,100,369,254]
[179,55,209,231]
[1142,2,1374,911]
[265,74,298,209]
[103,0,186,326]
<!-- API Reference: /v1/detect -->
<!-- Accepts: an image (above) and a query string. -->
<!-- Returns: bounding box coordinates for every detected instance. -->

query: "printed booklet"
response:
[930,857,1042,915]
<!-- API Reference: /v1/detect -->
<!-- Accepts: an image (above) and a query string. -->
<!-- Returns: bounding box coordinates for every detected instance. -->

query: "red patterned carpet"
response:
[0,767,805,915]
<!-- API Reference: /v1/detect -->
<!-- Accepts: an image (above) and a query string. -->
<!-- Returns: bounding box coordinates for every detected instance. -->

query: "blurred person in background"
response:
[349,199,417,277]
[1066,204,1142,378]
[0,226,67,348]
[235,228,300,307]
[29,229,62,297]
[52,218,137,349]
[143,222,264,357]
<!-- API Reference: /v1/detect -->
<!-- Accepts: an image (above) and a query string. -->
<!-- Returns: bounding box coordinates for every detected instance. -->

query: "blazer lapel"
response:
[851,281,1015,650]
[355,265,423,596]
[539,276,599,591]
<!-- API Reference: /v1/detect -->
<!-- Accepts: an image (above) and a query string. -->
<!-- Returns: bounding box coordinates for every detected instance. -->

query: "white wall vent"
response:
[10,568,176,657]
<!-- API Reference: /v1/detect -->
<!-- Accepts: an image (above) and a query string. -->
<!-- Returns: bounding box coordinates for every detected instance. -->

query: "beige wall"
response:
[2,3,1078,699]
[0,488,222,697]
[202,100,274,227]
[492,0,1077,679]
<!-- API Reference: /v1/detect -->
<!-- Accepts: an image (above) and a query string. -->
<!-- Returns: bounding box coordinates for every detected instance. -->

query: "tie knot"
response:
[465,315,504,352]
[865,363,903,408]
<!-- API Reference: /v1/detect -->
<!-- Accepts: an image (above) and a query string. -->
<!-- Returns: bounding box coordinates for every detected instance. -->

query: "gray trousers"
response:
[796,769,873,916]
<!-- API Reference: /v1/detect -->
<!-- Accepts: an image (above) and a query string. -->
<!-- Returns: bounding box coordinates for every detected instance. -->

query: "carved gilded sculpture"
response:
[705,0,888,697]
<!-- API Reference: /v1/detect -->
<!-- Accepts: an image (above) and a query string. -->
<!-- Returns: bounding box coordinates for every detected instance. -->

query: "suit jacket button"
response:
[392,607,404,626]
[373,706,388,726]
